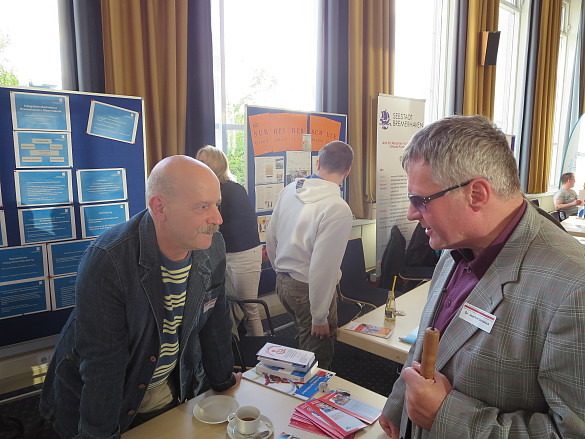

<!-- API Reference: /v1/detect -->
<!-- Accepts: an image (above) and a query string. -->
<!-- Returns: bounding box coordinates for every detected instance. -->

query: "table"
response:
[561,215,585,237]
[337,282,429,364]
[122,375,388,439]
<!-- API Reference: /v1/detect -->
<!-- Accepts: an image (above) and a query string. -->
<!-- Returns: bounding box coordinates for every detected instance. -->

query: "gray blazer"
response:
[383,202,585,438]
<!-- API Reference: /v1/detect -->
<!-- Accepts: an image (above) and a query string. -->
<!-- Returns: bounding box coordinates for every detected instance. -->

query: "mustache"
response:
[198,224,220,234]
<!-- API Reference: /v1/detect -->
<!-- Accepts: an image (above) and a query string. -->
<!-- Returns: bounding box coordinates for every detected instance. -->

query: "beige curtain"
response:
[463,0,499,117]
[348,0,395,218]
[101,0,188,172]
[527,1,562,193]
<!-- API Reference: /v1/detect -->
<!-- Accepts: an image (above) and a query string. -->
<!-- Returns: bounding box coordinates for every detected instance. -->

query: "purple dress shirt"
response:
[433,201,527,335]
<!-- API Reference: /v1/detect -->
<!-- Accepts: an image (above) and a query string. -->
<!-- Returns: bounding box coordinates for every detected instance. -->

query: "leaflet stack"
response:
[255,342,318,382]
[289,391,383,438]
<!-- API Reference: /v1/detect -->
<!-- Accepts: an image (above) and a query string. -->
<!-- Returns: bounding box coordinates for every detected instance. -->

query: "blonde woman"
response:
[196,146,264,335]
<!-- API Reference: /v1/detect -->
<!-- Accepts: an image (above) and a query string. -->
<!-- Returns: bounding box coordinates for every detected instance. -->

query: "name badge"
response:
[203,298,217,313]
[458,302,496,333]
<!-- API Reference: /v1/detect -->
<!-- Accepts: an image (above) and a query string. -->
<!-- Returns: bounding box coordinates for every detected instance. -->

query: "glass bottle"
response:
[384,289,396,322]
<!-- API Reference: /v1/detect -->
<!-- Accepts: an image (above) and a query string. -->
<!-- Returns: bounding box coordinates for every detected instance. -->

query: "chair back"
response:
[339,238,388,309]
[339,238,368,292]
[227,296,298,371]
[548,210,562,222]
[379,225,406,290]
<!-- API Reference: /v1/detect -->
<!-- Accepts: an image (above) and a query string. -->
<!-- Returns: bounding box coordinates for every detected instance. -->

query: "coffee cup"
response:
[227,405,261,435]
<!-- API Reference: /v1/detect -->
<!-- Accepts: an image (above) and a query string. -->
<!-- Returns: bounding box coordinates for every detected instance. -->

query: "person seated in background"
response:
[379,115,585,438]
[197,145,264,336]
[40,155,240,439]
[554,172,582,216]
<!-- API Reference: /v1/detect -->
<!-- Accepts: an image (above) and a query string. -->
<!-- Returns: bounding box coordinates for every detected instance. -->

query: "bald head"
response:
[146,155,217,210]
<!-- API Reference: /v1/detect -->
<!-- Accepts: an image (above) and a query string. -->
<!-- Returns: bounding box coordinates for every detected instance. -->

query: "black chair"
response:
[548,210,566,223]
[336,289,362,326]
[399,223,439,292]
[228,297,298,371]
[379,225,406,293]
[339,238,389,314]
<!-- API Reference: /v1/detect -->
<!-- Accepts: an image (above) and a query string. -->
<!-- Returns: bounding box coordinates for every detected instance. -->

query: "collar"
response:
[450,200,527,279]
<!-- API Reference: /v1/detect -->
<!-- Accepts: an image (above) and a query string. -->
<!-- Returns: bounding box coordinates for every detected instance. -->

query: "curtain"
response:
[184,0,215,158]
[58,0,105,92]
[101,0,189,172]
[517,0,562,193]
[348,0,395,219]
[449,0,469,115]
[317,0,349,116]
[462,0,499,117]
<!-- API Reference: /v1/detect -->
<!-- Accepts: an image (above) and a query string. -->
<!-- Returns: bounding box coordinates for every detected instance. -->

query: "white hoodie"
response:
[266,177,353,326]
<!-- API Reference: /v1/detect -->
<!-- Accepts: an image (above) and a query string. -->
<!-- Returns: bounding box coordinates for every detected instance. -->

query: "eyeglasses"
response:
[408,180,472,212]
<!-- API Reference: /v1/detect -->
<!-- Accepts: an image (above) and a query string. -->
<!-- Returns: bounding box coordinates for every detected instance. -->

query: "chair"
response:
[339,238,389,314]
[399,223,439,292]
[336,290,363,326]
[548,210,567,223]
[228,297,298,371]
[379,225,406,293]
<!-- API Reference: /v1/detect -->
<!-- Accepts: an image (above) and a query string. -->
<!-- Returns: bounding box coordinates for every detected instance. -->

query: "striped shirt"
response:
[148,253,190,390]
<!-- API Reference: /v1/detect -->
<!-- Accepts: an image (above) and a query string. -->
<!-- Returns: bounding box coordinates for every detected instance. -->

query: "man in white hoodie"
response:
[266,141,354,370]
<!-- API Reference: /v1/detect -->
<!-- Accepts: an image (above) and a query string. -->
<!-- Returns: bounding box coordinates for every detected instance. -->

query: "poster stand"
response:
[0,86,146,348]
[245,105,347,294]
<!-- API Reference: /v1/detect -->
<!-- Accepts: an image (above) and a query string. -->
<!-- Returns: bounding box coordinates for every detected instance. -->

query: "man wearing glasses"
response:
[379,115,585,438]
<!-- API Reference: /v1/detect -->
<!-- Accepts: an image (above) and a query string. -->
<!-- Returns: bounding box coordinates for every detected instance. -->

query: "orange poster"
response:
[309,115,342,151]
[271,113,307,152]
[248,113,275,156]
[248,112,308,156]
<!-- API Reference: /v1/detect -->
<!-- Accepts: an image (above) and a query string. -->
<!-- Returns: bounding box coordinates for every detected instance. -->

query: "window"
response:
[394,0,445,124]
[211,0,319,185]
[548,0,578,191]
[493,0,522,136]
[0,0,62,89]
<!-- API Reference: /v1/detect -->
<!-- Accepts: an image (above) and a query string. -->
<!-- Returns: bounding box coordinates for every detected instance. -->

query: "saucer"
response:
[227,415,273,439]
[192,395,239,424]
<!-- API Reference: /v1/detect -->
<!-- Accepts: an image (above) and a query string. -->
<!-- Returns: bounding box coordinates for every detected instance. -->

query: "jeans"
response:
[226,245,263,336]
[275,273,337,370]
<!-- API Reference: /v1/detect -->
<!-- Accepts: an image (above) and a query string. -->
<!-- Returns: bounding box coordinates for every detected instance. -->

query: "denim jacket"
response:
[40,210,235,439]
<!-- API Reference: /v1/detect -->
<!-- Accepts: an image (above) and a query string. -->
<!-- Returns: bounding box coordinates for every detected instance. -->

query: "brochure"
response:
[242,368,305,398]
[317,392,382,424]
[242,368,334,400]
[295,399,366,439]
[344,322,393,338]
[277,433,311,439]
[256,342,315,370]
[255,359,318,381]
[399,326,419,345]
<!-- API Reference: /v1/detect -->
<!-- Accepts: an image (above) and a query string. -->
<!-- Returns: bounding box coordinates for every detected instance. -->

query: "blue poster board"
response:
[0,85,146,347]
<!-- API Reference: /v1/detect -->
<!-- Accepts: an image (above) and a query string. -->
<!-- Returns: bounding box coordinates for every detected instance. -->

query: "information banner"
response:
[0,279,50,319]
[47,239,93,276]
[18,206,76,244]
[87,101,139,143]
[0,244,47,284]
[80,202,129,238]
[10,92,71,131]
[77,168,127,203]
[14,169,73,207]
[50,274,77,310]
[13,131,73,168]
[375,94,425,274]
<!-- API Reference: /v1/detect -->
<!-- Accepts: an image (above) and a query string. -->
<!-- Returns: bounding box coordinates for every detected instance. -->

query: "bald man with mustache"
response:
[41,156,241,439]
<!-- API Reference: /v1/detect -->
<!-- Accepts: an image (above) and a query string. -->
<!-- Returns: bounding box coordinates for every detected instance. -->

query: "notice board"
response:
[245,105,347,294]
[0,86,146,348]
